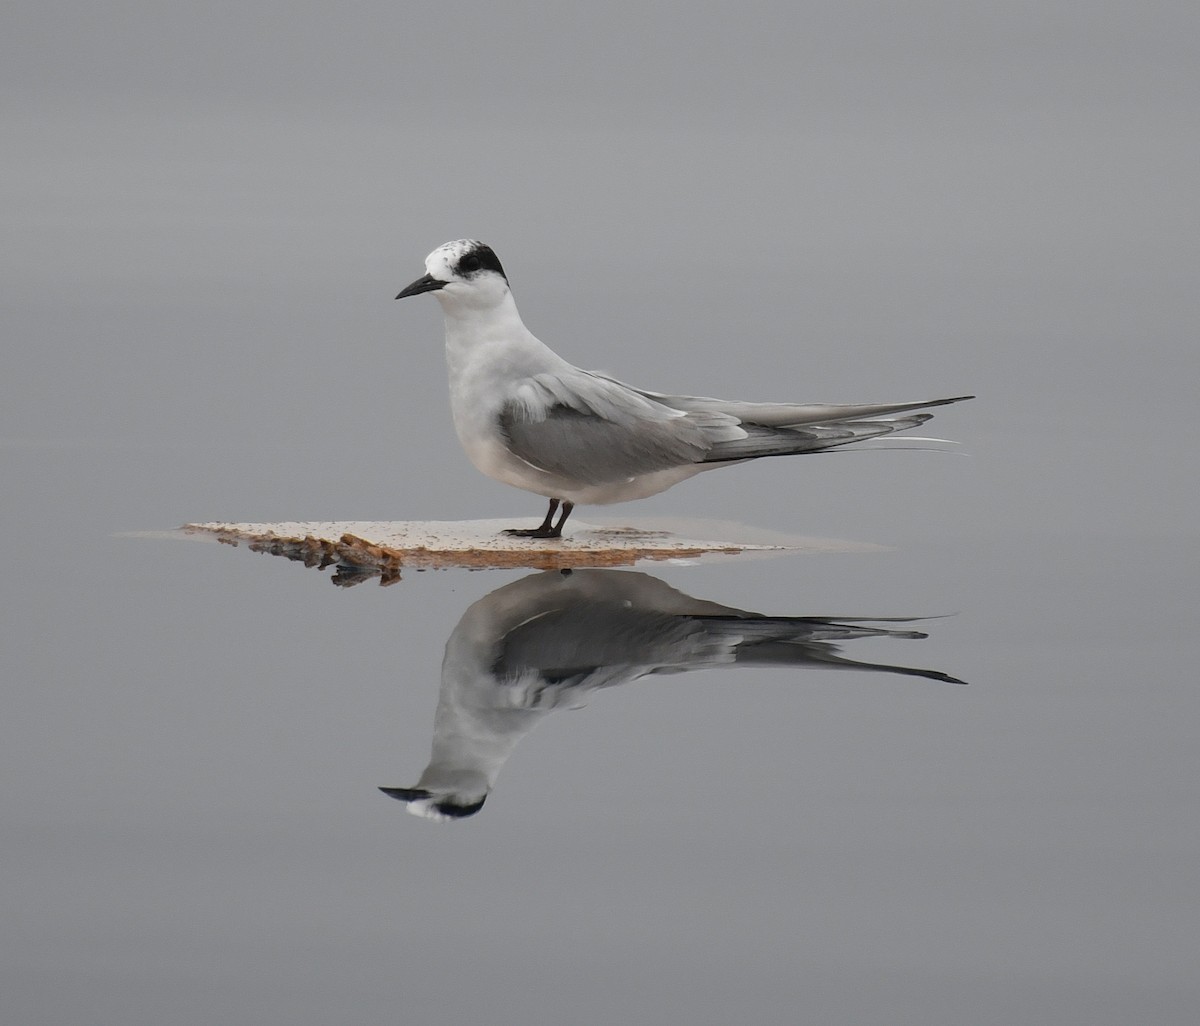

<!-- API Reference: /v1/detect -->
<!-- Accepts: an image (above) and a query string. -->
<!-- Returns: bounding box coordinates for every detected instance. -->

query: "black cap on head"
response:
[454,242,506,281]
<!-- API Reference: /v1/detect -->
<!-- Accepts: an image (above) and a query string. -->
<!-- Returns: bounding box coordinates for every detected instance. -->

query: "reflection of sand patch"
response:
[177,519,878,583]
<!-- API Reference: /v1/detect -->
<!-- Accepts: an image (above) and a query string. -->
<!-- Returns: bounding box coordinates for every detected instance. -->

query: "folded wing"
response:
[499,368,972,483]
[498,370,720,484]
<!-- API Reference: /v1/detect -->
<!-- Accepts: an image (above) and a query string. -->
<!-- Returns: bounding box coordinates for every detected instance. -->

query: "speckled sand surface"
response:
[179,518,882,579]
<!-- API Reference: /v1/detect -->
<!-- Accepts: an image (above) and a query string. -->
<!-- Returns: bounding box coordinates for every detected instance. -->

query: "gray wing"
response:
[592,377,973,462]
[498,371,718,485]
[697,412,938,461]
[499,370,972,478]
[629,386,974,428]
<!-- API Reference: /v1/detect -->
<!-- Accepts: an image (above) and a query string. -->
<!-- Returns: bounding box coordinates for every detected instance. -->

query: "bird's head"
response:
[395,239,509,311]
[378,785,488,822]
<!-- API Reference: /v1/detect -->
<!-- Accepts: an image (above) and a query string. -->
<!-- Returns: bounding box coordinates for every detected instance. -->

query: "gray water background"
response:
[4,4,1198,1023]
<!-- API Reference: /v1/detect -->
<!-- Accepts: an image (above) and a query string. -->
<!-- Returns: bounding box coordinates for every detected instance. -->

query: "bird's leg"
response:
[550,501,575,537]
[504,498,564,538]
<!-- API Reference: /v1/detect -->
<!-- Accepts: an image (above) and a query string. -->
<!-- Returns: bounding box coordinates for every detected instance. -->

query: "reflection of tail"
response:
[689,615,967,684]
[732,641,968,684]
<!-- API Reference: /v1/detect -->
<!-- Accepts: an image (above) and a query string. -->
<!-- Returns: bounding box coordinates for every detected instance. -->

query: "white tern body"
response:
[396,239,971,537]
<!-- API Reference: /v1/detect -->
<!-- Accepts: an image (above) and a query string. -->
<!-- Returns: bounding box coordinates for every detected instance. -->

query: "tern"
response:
[396,239,971,538]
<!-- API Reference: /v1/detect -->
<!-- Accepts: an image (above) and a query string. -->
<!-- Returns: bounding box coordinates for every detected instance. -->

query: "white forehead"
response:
[424,239,482,278]
[404,798,451,822]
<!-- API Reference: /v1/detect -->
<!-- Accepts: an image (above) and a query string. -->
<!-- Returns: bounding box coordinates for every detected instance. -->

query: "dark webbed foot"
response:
[503,526,564,539]
[502,499,574,540]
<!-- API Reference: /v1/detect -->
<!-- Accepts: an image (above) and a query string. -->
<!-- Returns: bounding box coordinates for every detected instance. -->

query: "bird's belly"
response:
[448,392,555,495]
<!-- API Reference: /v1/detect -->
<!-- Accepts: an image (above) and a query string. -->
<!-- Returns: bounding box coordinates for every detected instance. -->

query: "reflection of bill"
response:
[381,569,965,822]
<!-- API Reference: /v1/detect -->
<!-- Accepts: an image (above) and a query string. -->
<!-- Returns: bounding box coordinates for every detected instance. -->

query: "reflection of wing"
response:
[493,602,729,690]
[491,587,967,691]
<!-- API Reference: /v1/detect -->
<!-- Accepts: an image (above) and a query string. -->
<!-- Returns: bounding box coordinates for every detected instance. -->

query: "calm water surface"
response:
[4,440,1197,1026]
[8,3,1199,1018]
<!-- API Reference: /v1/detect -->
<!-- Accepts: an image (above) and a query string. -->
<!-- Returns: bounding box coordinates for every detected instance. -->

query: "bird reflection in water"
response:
[379,568,965,822]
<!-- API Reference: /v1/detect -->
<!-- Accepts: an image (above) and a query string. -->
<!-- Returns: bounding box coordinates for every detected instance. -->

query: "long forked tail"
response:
[686,395,974,463]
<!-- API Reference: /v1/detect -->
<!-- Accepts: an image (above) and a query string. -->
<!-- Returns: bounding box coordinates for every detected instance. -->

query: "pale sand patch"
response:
[162,518,884,581]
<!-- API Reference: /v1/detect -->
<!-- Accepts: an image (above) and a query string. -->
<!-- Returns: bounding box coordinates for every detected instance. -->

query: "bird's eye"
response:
[459,254,482,273]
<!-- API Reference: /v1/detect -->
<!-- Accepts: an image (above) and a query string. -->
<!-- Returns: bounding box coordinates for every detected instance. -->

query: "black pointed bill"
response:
[395,273,446,299]
[379,786,433,802]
